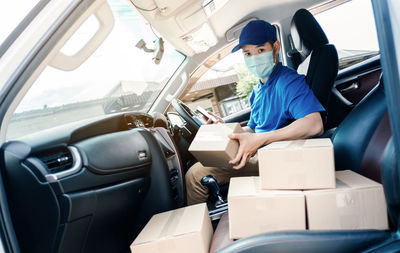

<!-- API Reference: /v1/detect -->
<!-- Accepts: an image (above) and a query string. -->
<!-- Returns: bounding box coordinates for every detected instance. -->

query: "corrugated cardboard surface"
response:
[189,123,243,168]
[228,177,306,239]
[305,170,389,230]
[258,138,335,190]
[130,203,213,253]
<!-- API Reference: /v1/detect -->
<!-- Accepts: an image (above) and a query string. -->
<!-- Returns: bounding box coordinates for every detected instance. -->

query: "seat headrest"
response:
[291,9,329,59]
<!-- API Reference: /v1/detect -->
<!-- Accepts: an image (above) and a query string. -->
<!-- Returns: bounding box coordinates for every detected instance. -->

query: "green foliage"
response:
[235,67,258,100]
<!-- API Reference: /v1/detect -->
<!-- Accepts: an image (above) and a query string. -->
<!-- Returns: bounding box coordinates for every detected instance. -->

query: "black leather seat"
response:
[211,76,397,252]
[291,9,339,122]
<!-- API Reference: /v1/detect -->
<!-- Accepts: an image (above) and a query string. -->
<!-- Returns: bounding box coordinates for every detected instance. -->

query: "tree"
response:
[235,67,258,100]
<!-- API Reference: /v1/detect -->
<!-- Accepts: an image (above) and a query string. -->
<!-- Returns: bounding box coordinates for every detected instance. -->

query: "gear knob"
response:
[201,175,224,206]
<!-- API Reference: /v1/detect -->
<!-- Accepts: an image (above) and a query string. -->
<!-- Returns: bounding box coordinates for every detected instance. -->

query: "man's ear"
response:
[273,41,280,63]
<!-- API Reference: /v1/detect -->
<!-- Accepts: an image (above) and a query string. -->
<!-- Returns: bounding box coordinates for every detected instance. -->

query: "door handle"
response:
[340,82,359,92]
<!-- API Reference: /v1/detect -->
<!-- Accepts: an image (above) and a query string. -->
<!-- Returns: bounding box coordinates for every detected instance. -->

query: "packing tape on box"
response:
[256,199,272,210]
[157,239,177,252]
[288,140,306,149]
[158,208,185,239]
[336,191,355,208]
[288,173,307,186]
[195,135,225,142]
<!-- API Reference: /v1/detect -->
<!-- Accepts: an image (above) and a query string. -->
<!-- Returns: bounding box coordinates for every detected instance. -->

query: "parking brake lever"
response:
[201,175,225,208]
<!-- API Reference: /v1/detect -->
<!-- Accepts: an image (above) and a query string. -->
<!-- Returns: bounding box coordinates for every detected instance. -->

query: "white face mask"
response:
[244,51,275,79]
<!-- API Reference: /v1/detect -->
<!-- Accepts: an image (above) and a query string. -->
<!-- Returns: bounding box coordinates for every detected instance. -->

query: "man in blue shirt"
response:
[186,20,324,205]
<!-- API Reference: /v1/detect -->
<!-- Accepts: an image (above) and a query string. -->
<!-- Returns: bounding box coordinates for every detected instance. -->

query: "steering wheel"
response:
[171,99,200,133]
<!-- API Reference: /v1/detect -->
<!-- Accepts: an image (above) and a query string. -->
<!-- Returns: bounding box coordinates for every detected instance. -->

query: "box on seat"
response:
[305,170,389,230]
[258,138,336,190]
[228,177,306,239]
[189,123,243,168]
[130,203,213,253]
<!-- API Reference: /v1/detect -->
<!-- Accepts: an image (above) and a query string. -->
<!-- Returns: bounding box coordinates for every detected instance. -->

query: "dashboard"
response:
[1,111,184,253]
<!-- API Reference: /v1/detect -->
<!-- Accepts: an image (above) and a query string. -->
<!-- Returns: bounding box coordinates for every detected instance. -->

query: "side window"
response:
[315,0,379,69]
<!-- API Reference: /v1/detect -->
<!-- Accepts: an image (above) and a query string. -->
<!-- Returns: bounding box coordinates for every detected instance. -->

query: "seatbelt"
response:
[287,34,302,69]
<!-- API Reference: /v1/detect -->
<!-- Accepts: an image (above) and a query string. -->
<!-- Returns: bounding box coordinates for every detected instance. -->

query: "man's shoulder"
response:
[276,65,306,88]
[279,65,304,80]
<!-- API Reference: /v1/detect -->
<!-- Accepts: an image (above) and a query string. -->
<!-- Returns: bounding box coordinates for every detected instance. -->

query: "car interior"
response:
[0,0,399,252]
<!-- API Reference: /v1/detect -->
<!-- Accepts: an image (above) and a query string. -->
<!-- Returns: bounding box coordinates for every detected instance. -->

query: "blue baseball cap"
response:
[232,20,277,53]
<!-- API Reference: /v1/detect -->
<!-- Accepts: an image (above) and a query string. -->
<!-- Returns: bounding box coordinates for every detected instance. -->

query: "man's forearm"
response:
[259,112,323,145]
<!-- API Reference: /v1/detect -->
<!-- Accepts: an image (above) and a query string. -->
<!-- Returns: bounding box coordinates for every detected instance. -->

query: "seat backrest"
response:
[381,138,400,229]
[332,78,391,183]
[290,9,339,109]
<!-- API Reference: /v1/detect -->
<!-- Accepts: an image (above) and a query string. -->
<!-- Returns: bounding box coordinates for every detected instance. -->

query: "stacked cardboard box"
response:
[228,138,388,239]
[305,170,388,230]
[130,203,213,253]
[258,138,336,190]
[189,123,243,168]
[228,177,305,239]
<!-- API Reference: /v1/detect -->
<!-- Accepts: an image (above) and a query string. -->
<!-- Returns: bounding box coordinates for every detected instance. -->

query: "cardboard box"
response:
[258,138,335,190]
[189,123,243,168]
[228,177,306,239]
[305,170,389,230]
[130,203,213,253]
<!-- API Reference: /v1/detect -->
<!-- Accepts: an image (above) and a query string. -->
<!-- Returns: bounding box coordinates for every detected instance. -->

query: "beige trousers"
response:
[185,155,259,205]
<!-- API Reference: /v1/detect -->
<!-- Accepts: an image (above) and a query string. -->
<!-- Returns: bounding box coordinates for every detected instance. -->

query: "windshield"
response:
[7,0,185,140]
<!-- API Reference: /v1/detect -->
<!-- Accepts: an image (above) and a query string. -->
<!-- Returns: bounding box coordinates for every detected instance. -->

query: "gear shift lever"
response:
[201,175,225,207]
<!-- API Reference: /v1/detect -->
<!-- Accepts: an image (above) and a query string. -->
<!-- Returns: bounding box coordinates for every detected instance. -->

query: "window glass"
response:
[0,0,41,46]
[7,0,185,139]
[315,0,379,69]
[182,50,255,118]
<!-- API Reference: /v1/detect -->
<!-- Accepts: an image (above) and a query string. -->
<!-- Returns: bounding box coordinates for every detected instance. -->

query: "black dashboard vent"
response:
[37,147,74,174]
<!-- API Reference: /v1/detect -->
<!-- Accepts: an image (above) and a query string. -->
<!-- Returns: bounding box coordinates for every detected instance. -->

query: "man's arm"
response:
[229,112,323,169]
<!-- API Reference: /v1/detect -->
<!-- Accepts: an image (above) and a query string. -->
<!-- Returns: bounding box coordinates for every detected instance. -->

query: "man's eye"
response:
[258,48,265,53]
[244,52,251,57]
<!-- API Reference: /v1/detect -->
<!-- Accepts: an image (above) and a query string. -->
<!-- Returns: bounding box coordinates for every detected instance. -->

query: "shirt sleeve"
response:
[284,75,325,120]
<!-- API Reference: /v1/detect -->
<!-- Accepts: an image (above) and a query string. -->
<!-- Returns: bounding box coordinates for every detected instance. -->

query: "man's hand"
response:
[228,133,265,170]
[226,112,323,170]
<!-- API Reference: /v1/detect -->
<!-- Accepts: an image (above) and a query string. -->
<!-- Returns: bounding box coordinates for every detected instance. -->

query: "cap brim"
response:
[231,43,243,53]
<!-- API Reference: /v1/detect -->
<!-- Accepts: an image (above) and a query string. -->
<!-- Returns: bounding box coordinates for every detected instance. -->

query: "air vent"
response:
[37,147,74,174]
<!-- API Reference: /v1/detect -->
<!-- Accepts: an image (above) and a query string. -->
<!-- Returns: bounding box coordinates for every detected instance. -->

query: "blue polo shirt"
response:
[247,63,325,133]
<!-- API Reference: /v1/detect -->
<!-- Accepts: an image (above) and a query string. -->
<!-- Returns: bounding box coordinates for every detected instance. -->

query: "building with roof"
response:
[182,73,249,117]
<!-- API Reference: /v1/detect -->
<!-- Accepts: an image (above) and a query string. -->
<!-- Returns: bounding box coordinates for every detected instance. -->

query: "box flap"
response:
[188,123,242,151]
[336,170,381,189]
[229,177,304,198]
[303,138,333,148]
[132,203,207,245]
[228,177,257,197]
[261,138,332,151]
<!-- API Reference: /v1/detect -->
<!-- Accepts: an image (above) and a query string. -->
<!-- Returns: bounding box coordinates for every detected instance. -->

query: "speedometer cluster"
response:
[124,113,153,129]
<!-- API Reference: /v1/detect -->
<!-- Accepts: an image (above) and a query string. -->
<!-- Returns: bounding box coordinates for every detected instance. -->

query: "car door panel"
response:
[327,56,381,128]
[336,69,381,105]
